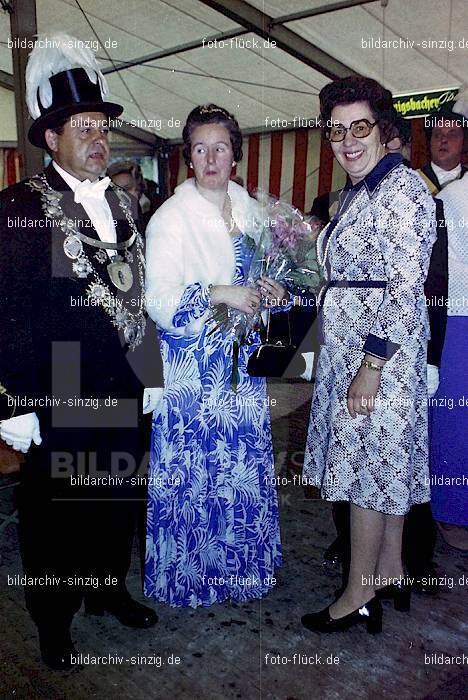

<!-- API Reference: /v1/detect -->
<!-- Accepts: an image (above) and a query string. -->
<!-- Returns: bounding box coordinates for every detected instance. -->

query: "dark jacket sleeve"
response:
[0,184,44,418]
[124,318,164,390]
[424,198,448,367]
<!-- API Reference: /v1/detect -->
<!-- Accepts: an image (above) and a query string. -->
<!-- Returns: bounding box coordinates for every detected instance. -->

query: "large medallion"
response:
[63,234,83,259]
[107,258,134,292]
[123,317,145,346]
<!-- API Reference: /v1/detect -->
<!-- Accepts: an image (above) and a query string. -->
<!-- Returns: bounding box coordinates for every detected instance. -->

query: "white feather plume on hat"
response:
[26,33,109,119]
[454,88,468,120]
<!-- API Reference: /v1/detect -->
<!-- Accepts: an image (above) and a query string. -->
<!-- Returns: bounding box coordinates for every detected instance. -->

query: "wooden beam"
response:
[10,0,44,177]
[198,0,355,80]
[272,0,379,25]
[410,118,429,170]
[103,29,246,75]
[0,70,14,90]
[111,119,163,148]
[318,137,334,197]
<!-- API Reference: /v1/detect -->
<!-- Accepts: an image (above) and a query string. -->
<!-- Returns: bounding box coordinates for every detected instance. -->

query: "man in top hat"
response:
[0,34,163,670]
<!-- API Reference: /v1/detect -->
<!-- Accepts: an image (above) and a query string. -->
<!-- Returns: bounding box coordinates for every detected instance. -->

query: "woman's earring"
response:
[232,162,236,167]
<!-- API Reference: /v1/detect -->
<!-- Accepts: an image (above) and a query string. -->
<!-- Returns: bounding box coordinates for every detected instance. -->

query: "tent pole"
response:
[10,0,44,178]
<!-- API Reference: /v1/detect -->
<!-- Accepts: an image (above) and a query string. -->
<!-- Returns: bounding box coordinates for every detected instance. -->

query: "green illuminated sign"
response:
[393,88,459,119]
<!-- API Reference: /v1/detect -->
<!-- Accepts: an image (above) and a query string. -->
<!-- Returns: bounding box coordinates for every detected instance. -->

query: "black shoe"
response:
[376,580,411,612]
[410,567,439,595]
[301,597,382,635]
[39,630,78,671]
[85,594,158,628]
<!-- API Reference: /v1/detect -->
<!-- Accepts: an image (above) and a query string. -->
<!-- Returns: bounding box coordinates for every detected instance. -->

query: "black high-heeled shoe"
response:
[301,596,382,635]
[84,593,158,628]
[375,580,411,612]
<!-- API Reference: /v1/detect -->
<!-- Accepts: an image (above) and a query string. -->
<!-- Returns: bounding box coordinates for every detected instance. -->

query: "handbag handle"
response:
[264,305,292,345]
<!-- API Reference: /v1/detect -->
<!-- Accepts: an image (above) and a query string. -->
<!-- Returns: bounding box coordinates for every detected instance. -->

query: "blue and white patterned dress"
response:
[144,234,282,608]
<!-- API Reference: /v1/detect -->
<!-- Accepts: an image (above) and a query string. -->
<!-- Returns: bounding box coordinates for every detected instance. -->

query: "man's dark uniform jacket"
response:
[0,163,163,633]
[400,162,467,581]
[417,162,467,366]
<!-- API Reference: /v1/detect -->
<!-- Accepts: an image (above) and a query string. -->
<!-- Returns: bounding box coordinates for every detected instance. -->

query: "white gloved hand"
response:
[0,412,42,453]
[427,364,440,398]
[143,388,164,415]
[300,352,315,381]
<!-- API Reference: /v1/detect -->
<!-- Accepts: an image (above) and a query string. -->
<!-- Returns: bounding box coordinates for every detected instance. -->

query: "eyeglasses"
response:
[326,119,379,142]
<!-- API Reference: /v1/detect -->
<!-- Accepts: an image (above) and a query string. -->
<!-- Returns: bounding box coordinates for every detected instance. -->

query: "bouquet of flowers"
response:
[210,191,324,389]
[254,189,323,292]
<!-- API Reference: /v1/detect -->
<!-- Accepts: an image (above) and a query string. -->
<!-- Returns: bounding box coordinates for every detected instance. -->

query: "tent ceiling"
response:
[1,0,466,143]
[284,0,467,93]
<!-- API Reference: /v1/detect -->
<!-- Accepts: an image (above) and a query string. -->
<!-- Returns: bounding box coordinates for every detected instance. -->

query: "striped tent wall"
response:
[0,148,21,190]
[171,129,346,214]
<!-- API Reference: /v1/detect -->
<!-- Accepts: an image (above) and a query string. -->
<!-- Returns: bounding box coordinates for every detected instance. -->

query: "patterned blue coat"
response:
[303,154,437,515]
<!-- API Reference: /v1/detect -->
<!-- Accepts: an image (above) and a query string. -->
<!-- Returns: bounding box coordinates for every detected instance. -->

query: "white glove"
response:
[0,412,42,453]
[427,364,440,398]
[300,352,315,382]
[143,388,164,415]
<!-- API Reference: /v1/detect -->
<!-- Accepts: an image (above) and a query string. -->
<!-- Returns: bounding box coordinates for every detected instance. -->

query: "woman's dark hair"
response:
[182,104,243,166]
[319,76,396,144]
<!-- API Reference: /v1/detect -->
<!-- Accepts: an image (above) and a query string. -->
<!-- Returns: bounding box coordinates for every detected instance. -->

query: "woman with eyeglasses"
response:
[301,76,437,634]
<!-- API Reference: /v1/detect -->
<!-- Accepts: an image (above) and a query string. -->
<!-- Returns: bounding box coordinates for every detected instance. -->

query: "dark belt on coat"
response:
[317,279,387,309]
[327,280,387,289]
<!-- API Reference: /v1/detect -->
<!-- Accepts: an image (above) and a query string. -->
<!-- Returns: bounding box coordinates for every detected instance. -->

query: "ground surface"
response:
[0,380,466,699]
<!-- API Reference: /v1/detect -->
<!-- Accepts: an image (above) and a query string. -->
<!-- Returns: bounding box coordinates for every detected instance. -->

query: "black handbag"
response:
[247,310,306,379]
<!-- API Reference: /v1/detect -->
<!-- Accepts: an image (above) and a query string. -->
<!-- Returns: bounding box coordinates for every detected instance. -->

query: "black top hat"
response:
[28,67,123,148]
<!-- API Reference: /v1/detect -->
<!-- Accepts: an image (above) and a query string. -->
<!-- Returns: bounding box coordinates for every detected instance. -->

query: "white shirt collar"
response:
[52,161,106,192]
[431,161,462,187]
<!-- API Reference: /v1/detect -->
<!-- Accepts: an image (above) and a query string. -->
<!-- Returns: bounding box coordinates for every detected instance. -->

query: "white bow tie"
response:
[74,176,111,204]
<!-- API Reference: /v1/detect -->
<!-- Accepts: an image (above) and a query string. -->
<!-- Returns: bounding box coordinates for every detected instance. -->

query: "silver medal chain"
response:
[28,174,146,350]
